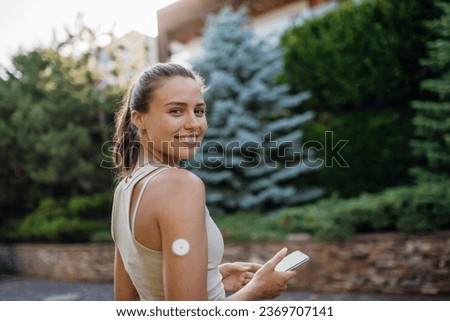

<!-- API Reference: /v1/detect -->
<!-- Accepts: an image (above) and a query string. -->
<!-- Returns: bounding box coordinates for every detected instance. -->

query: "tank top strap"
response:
[123,162,167,191]
[130,166,171,236]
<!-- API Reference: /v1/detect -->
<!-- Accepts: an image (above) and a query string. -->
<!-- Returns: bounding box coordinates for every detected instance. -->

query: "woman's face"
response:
[137,76,207,166]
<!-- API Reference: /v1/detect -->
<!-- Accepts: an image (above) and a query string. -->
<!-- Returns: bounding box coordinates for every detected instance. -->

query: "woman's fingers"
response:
[262,247,288,271]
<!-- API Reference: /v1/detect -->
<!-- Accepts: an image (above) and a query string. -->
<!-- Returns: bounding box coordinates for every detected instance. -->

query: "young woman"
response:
[111,63,296,300]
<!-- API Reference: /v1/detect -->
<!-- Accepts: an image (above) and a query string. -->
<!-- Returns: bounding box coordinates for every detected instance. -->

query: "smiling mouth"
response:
[175,135,200,145]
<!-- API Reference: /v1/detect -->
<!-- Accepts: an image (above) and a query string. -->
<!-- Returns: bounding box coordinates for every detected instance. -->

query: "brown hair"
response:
[112,63,205,178]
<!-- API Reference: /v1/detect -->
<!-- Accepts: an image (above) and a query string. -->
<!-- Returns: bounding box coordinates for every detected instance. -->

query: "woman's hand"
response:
[227,248,297,300]
[223,248,298,301]
[219,262,261,292]
[242,248,297,300]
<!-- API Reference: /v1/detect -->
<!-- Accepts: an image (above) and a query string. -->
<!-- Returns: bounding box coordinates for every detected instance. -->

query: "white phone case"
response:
[275,250,309,271]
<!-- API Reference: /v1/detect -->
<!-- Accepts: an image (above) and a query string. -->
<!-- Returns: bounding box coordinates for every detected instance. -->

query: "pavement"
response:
[1,275,448,301]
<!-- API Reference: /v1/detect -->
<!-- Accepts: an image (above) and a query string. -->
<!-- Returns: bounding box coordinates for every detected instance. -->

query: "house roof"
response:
[157,0,332,61]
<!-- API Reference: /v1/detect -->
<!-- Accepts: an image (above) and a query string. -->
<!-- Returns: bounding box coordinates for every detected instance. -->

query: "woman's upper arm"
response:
[114,247,139,300]
[153,169,208,301]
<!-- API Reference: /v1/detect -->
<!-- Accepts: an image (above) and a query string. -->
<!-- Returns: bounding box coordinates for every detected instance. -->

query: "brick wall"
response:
[1,231,449,295]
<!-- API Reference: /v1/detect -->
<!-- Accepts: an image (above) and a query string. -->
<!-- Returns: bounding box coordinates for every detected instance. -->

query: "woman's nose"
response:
[184,112,200,130]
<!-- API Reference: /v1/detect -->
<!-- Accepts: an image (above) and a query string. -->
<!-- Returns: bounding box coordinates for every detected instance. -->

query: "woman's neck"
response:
[140,147,180,168]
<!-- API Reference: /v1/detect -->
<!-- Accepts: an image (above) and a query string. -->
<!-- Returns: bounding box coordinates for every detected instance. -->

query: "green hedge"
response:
[280,0,439,197]
[213,211,287,243]
[280,0,437,112]
[301,108,413,197]
[279,180,450,241]
[2,193,112,243]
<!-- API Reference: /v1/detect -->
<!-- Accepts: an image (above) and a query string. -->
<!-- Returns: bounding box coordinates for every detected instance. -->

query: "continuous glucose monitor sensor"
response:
[172,238,190,256]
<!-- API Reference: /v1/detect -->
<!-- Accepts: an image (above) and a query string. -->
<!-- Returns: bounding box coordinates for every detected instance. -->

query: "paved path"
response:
[0,276,447,301]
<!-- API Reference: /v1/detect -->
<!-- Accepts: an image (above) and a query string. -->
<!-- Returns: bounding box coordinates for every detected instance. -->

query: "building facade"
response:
[96,31,158,88]
[157,0,340,63]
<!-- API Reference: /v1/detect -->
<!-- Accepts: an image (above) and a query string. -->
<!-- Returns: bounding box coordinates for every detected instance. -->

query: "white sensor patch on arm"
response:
[171,238,190,256]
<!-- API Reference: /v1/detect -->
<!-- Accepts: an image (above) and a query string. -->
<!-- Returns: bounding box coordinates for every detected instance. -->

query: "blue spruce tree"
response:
[189,7,324,213]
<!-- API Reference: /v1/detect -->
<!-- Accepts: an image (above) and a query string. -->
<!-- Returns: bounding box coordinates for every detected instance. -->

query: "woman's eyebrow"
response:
[164,101,206,107]
[163,101,186,107]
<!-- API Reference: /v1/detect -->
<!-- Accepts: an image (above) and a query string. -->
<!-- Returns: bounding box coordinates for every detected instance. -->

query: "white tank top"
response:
[111,163,225,300]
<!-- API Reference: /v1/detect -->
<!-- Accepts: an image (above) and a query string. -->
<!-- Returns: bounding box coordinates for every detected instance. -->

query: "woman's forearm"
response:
[222,286,259,301]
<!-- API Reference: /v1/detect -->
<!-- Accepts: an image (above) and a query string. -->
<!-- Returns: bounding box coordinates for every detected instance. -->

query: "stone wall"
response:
[0,243,114,283]
[1,231,449,295]
[223,231,450,296]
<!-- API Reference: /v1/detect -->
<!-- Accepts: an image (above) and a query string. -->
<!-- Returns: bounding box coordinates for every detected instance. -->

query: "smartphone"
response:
[275,250,309,272]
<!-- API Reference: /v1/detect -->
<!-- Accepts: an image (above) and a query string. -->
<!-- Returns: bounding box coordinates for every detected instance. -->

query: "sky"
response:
[0,0,178,68]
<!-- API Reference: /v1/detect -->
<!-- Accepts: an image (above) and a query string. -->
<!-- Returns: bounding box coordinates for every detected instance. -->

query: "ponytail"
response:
[112,85,139,178]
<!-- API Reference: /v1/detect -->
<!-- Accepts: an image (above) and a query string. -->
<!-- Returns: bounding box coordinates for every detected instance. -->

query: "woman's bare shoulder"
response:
[156,167,204,187]
[144,168,206,218]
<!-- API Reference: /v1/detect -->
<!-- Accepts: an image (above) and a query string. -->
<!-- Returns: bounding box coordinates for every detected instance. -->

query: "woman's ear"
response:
[131,110,145,130]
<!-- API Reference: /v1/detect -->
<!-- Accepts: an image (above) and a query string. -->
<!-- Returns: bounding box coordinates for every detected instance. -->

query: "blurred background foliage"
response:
[280,0,439,197]
[0,20,121,242]
[189,7,324,214]
[0,0,448,243]
[281,0,437,113]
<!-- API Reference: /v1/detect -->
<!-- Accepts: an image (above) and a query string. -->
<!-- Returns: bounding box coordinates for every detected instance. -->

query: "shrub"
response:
[213,211,287,243]
[10,194,112,243]
[280,0,438,112]
[279,0,439,197]
[301,108,413,197]
[397,182,450,233]
[279,180,450,241]
[16,215,107,243]
[67,193,112,219]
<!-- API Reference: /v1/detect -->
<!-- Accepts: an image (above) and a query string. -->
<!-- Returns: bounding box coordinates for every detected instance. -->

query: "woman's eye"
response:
[195,109,206,116]
[170,108,183,115]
